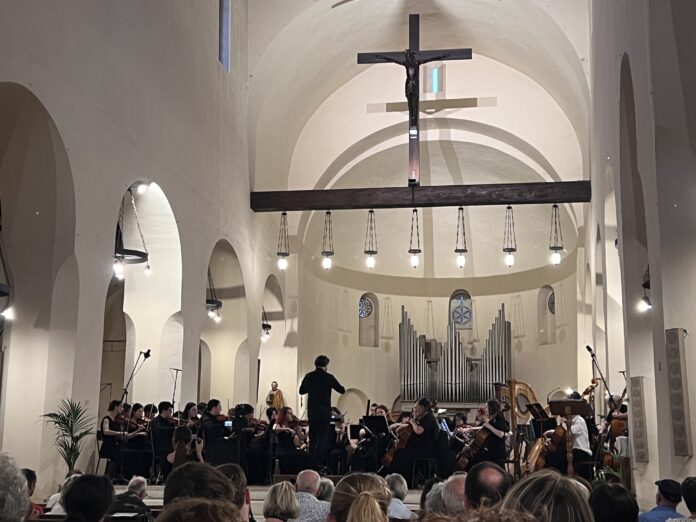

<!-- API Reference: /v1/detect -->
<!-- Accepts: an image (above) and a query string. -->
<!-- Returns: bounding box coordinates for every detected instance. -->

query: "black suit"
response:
[299,367,345,467]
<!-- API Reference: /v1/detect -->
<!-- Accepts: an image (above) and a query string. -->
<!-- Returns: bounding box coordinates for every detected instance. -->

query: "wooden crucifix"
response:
[358,14,472,186]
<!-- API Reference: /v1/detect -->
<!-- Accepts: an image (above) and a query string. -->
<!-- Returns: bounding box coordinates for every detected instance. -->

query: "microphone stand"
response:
[170,368,182,417]
[117,350,150,482]
[586,346,617,417]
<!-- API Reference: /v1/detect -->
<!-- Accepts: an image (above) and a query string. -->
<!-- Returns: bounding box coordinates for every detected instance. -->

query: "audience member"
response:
[499,468,593,522]
[47,471,83,514]
[464,462,512,509]
[62,474,115,522]
[385,473,414,520]
[330,472,391,522]
[639,480,683,522]
[264,481,299,522]
[442,474,468,515]
[0,453,29,522]
[107,475,153,521]
[590,482,639,522]
[420,477,445,512]
[157,498,241,522]
[217,463,253,521]
[419,507,539,522]
[424,482,446,514]
[163,462,233,505]
[680,477,696,520]
[317,477,335,502]
[21,468,44,519]
[294,469,331,522]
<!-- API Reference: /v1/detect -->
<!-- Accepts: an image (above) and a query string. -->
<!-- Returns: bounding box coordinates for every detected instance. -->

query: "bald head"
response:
[296,470,321,496]
[442,474,468,515]
[464,462,512,508]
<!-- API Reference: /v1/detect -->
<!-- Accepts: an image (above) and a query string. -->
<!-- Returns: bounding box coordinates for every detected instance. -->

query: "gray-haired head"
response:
[385,473,408,501]
[128,476,147,495]
[317,477,335,502]
[442,474,468,514]
[0,453,29,522]
[424,481,446,513]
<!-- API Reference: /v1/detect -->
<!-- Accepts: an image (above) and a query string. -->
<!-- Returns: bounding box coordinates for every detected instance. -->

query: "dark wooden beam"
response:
[250,181,591,212]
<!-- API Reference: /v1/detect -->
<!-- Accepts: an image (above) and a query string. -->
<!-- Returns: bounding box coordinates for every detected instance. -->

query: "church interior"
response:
[1,0,696,518]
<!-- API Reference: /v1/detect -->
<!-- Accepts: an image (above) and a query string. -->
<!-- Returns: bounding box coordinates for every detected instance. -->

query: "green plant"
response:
[42,399,95,471]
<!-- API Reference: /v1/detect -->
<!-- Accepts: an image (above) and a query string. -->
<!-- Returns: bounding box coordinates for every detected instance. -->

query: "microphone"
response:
[586,345,596,357]
[142,349,151,359]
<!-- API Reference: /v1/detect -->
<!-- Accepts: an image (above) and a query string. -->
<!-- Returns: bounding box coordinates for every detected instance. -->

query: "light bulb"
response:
[277,257,288,271]
[322,256,332,270]
[565,388,574,396]
[1,307,15,321]
[550,251,562,266]
[365,255,376,269]
[456,253,466,269]
[637,295,652,312]
[207,309,216,319]
[144,263,152,276]
[213,313,222,323]
[410,254,420,268]
[137,183,149,195]
[113,258,125,280]
[504,253,515,267]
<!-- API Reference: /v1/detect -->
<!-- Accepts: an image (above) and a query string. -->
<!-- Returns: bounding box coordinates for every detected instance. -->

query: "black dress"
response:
[388,412,440,486]
[466,414,510,470]
[275,430,311,474]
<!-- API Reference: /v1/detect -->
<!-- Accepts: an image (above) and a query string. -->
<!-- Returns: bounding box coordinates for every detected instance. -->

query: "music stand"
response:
[549,400,594,477]
[363,415,390,437]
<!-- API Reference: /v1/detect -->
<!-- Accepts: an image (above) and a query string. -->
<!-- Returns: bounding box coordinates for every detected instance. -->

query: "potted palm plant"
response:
[43,398,95,471]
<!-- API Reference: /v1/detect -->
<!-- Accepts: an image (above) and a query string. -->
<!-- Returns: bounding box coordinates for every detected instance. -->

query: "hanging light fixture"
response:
[454,206,468,269]
[276,211,290,271]
[113,189,150,279]
[408,208,421,269]
[364,209,378,270]
[637,266,652,312]
[549,203,564,266]
[502,205,517,268]
[261,307,272,342]
[206,268,223,323]
[321,211,334,270]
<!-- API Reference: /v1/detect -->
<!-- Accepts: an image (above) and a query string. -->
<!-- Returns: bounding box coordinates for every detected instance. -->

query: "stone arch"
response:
[336,387,369,424]
[201,239,247,404]
[234,339,250,404]
[0,83,78,463]
[258,274,296,412]
[358,292,379,348]
[537,285,556,345]
[160,312,184,406]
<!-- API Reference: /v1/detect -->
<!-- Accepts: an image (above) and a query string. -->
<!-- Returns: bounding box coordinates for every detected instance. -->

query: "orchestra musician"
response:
[181,402,200,434]
[462,398,510,471]
[99,400,147,480]
[543,391,593,481]
[386,397,440,487]
[351,404,392,472]
[151,401,176,464]
[273,406,312,474]
[299,355,346,468]
[599,394,628,437]
[246,407,277,483]
[327,408,350,475]
[125,402,153,478]
[200,399,229,445]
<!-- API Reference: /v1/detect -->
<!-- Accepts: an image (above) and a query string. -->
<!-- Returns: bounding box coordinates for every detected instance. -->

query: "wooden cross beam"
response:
[358,14,472,186]
[250,181,591,212]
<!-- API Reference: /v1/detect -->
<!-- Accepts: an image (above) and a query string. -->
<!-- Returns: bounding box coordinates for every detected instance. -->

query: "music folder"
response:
[363,415,390,436]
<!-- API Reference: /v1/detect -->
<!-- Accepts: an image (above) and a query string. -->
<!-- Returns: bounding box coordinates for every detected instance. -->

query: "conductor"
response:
[299,355,345,468]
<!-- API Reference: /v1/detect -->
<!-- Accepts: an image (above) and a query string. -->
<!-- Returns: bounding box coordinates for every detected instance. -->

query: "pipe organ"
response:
[399,304,512,405]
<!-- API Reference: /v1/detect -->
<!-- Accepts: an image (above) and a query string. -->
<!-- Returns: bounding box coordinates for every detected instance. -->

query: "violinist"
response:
[273,406,312,474]
[599,394,628,437]
[463,398,510,470]
[386,397,440,487]
[181,402,201,434]
[246,407,277,484]
[201,399,229,445]
[327,408,350,475]
[151,401,176,462]
[126,402,152,478]
[351,404,391,472]
[99,400,145,480]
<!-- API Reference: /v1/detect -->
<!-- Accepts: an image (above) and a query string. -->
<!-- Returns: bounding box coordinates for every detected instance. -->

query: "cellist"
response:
[461,398,510,470]
[385,397,439,487]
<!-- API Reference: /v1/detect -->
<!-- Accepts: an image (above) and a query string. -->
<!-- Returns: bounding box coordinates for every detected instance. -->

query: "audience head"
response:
[682,477,696,515]
[330,472,391,522]
[499,469,593,522]
[0,453,29,522]
[318,478,335,502]
[164,462,233,505]
[107,399,123,413]
[62,474,114,522]
[655,478,682,507]
[216,463,249,509]
[171,427,194,468]
[264,481,299,521]
[465,462,512,508]
[60,472,83,495]
[589,482,638,522]
[425,482,446,514]
[385,473,408,501]
[20,468,37,496]
[315,355,330,368]
[127,476,148,499]
[420,508,539,522]
[442,474,468,515]
[296,469,322,496]
[158,498,241,522]
[420,477,445,511]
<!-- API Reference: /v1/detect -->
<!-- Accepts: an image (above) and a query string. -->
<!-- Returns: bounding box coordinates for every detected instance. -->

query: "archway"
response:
[537,285,556,346]
[200,239,247,404]
[258,274,295,412]
[0,83,77,467]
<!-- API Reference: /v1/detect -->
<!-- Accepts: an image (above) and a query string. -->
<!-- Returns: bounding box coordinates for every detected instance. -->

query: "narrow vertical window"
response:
[219,0,231,72]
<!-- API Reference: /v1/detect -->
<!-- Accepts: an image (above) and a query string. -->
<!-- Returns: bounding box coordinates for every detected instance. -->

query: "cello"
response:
[456,405,510,471]
[381,412,417,467]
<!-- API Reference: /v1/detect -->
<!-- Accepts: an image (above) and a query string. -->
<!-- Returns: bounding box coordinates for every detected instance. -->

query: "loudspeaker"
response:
[629,376,649,462]
[665,328,693,457]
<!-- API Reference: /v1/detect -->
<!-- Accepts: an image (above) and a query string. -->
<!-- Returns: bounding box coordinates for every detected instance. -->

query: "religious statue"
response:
[265,381,286,411]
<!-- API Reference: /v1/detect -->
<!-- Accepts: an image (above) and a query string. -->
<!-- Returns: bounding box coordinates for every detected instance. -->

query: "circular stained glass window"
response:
[359,297,374,319]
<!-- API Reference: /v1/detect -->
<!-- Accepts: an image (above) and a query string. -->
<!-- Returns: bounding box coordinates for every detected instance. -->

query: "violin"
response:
[288,415,309,430]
